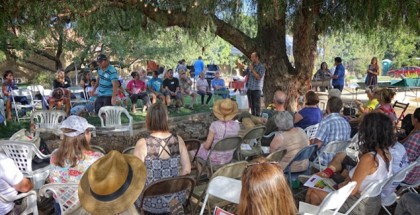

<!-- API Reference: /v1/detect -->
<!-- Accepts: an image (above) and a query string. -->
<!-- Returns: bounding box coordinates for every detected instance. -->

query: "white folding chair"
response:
[381,160,418,214]
[313,140,351,171]
[199,176,242,215]
[346,133,360,162]
[98,106,133,136]
[27,85,48,110]
[11,89,36,123]
[299,181,357,215]
[30,110,66,137]
[0,190,38,215]
[304,123,319,140]
[68,86,88,107]
[0,140,51,189]
[399,156,420,193]
[39,183,86,215]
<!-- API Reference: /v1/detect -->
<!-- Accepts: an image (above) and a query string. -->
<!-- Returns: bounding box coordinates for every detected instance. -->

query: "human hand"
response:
[249,63,254,70]
[111,95,116,105]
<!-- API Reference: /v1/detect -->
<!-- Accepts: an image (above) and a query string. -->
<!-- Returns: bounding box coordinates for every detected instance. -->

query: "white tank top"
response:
[349,152,392,192]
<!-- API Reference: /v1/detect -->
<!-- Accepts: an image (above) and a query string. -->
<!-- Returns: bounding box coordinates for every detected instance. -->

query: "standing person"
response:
[243,52,266,116]
[193,56,205,79]
[175,59,187,74]
[2,70,29,121]
[313,62,332,92]
[92,54,119,114]
[147,71,164,104]
[365,57,379,87]
[133,102,191,214]
[196,72,212,106]
[126,71,150,113]
[332,57,345,92]
[162,69,182,111]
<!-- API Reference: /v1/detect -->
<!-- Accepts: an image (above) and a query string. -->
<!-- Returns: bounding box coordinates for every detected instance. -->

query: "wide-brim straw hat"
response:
[213,99,238,121]
[78,150,146,215]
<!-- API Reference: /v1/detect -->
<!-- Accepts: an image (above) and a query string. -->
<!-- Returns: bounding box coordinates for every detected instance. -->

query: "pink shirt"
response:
[126,79,146,94]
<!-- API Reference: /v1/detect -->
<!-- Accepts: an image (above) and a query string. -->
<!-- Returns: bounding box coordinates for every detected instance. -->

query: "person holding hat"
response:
[79,150,146,215]
[179,70,197,109]
[133,102,191,214]
[126,71,150,113]
[196,99,240,165]
[92,54,119,114]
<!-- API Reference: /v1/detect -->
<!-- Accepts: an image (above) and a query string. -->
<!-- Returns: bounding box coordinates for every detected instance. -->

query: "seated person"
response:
[0,153,33,215]
[196,99,240,165]
[162,69,182,110]
[313,62,332,92]
[306,112,394,215]
[373,88,397,123]
[196,72,212,106]
[79,72,92,99]
[179,71,196,109]
[238,158,297,215]
[147,70,165,104]
[115,80,129,108]
[270,111,309,172]
[126,71,150,113]
[2,70,29,121]
[49,69,71,114]
[354,87,378,115]
[70,103,94,116]
[395,192,420,215]
[401,107,420,185]
[211,71,228,99]
[294,91,323,129]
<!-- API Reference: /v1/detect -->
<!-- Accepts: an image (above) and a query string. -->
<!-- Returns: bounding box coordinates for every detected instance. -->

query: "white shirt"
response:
[0,153,24,214]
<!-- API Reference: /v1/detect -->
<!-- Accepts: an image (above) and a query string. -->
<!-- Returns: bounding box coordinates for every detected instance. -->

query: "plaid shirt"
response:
[403,130,420,184]
[315,113,351,165]
[245,63,265,90]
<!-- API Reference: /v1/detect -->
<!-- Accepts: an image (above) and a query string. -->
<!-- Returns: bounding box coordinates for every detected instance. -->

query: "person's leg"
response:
[252,90,261,116]
[130,94,138,112]
[318,152,347,177]
[248,90,258,116]
[246,89,253,115]
[305,188,329,205]
[139,92,150,112]
[94,96,106,114]
[206,92,212,105]
[190,92,196,108]
[6,98,12,120]
[395,192,420,215]
[176,92,182,108]
[198,90,205,105]
[63,98,70,114]
[48,98,55,110]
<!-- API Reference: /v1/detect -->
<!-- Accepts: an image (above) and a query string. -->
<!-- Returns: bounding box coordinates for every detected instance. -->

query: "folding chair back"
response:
[318,181,357,214]
[304,123,319,140]
[12,88,35,123]
[343,179,388,215]
[27,85,48,109]
[266,149,287,162]
[242,126,266,142]
[139,176,196,213]
[98,106,133,136]
[199,176,241,215]
[39,183,81,215]
[284,145,317,185]
[393,100,409,127]
[211,136,243,153]
[122,146,135,154]
[68,86,87,107]
[239,126,266,160]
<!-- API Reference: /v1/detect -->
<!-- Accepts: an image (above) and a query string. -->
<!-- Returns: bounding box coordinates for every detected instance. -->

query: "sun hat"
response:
[273,111,294,131]
[78,150,147,215]
[213,99,238,121]
[60,115,95,137]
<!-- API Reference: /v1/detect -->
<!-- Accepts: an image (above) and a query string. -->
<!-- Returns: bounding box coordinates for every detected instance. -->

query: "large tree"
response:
[1,0,419,107]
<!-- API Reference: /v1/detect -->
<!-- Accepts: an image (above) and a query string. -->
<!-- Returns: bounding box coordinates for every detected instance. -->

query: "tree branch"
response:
[7,51,55,72]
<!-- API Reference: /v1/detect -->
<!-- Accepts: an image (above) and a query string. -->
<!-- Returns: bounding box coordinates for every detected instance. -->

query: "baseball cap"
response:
[96,54,107,63]
[60,115,95,137]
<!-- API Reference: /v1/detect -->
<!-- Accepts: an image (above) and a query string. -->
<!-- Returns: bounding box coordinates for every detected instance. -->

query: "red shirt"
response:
[126,79,146,94]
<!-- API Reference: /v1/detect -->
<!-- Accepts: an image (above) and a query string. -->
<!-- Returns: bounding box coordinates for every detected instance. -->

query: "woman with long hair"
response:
[313,62,332,92]
[374,88,397,123]
[365,57,379,87]
[133,102,191,214]
[306,112,394,215]
[238,158,297,215]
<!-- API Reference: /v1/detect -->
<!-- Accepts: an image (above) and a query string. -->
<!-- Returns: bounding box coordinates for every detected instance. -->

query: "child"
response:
[116,80,129,108]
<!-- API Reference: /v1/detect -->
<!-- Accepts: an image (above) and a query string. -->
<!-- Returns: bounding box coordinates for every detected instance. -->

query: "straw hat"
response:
[213,99,238,121]
[78,150,146,215]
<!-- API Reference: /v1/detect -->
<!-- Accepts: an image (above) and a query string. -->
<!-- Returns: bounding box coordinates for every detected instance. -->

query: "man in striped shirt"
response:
[92,54,119,113]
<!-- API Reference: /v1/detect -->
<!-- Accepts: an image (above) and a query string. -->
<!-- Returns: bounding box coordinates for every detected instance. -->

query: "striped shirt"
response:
[245,63,265,90]
[97,65,118,96]
[315,113,351,165]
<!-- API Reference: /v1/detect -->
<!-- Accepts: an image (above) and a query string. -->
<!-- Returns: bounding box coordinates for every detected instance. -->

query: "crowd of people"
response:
[1,53,419,215]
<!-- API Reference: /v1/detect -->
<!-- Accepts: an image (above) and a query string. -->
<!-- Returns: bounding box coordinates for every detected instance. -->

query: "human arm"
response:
[269,134,283,152]
[248,63,262,80]
[177,135,192,175]
[203,130,216,150]
[2,84,10,97]
[133,138,148,162]
[14,178,33,193]
[1,157,33,192]
[294,112,303,124]
[92,76,99,93]
[347,153,377,195]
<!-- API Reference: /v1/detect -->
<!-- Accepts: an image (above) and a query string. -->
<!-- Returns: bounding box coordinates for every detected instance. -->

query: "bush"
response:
[31,72,52,88]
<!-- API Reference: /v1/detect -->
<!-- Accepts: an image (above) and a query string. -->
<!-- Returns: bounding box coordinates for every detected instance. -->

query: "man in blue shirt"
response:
[193,56,205,78]
[92,54,119,113]
[211,71,228,99]
[332,57,345,92]
[147,70,164,104]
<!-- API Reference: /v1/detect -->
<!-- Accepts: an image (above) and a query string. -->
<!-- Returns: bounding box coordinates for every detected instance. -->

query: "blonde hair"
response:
[53,128,91,167]
[238,158,297,215]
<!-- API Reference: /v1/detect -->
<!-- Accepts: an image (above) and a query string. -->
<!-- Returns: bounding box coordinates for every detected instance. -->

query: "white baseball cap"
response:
[60,115,95,137]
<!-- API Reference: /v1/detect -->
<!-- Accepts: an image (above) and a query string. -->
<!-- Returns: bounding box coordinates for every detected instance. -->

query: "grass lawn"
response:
[0,96,216,139]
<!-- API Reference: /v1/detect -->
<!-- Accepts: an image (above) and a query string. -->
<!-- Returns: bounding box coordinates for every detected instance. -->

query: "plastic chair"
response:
[90,145,106,154]
[39,183,86,215]
[238,126,266,160]
[266,149,287,162]
[381,160,418,215]
[299,181,357,215]
[304,123,319,140]
[0,190,39,215]
[313,140,351,171]
[138,176,196,214]
[196,136,243,180]
[346,133,360,162]
[284,145,317,186]
[192,161,247,214]
[98,106,133,136]
[68,86,88,107]
[393,100,409,128]
[0,140,51,190]
[199,176,242,215]
[122,146,135,154]
[30,110,67,137]
[12,88,36,124]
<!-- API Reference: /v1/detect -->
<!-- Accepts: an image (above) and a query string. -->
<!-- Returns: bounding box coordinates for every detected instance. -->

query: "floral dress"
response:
[136,134,186,214]
[48,150,104,183]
